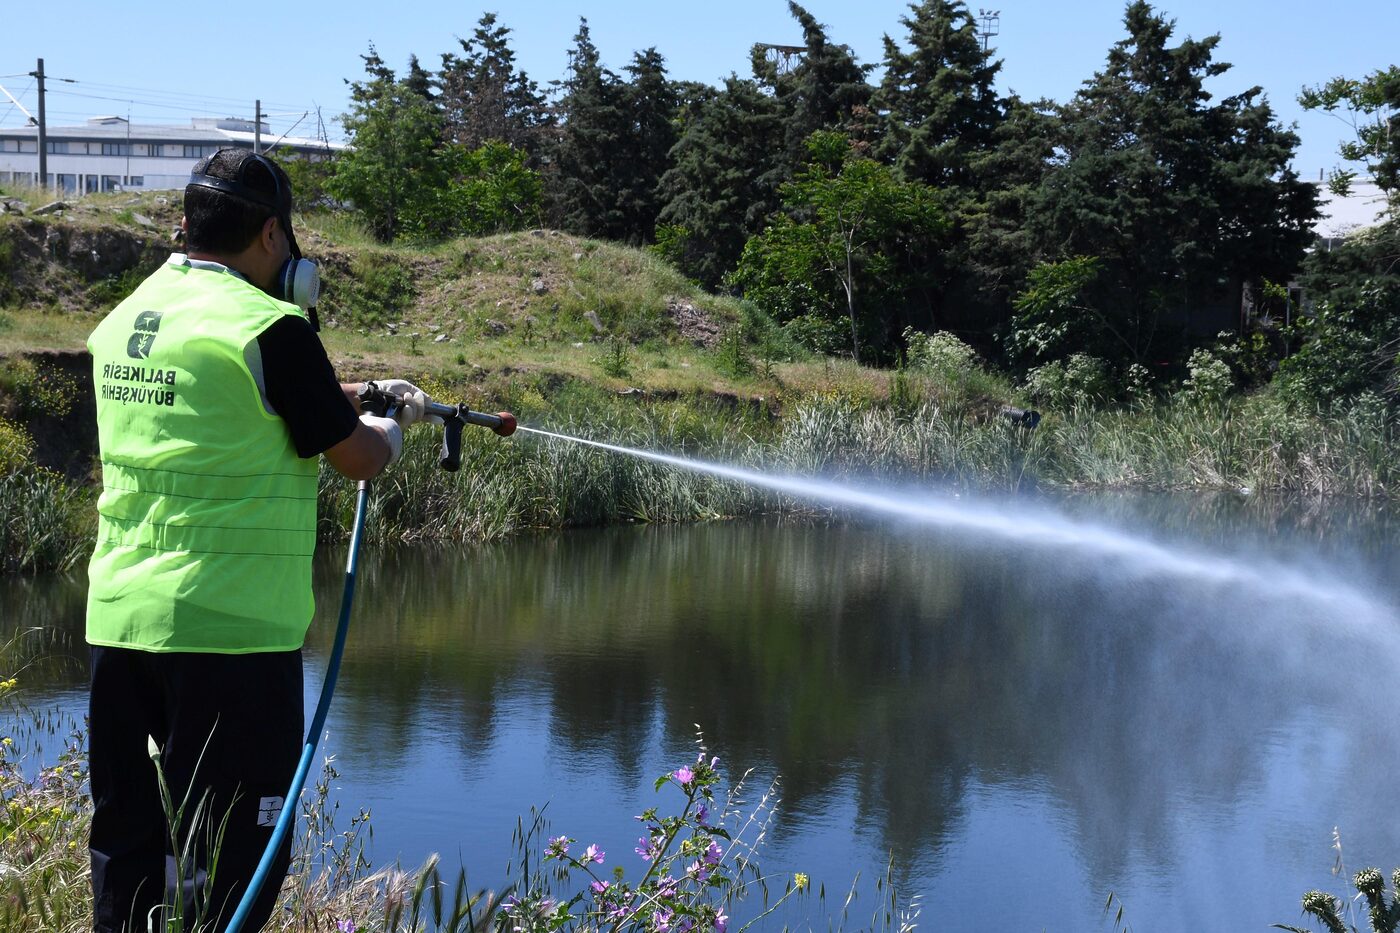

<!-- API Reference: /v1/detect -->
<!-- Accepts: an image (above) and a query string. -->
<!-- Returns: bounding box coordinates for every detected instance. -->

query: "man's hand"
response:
[374,378,441,427]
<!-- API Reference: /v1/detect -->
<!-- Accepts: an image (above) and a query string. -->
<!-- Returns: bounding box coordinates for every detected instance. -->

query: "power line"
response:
[54,77,302,113]
[48,88,260,115]
[265,112,309,151]
[3,70,307,117]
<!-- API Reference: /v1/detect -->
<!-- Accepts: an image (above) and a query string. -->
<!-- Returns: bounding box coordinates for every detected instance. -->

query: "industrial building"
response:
[0,116,339,195]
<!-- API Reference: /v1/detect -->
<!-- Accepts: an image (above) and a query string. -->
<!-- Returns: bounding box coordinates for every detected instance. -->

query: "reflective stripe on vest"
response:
[85,260,319,653]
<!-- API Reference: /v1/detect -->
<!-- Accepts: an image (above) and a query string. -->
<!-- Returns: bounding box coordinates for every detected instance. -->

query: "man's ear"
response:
[260,215,280,253]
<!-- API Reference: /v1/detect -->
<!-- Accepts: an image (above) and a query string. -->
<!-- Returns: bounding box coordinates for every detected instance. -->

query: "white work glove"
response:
[359,413,403,466]
[372,378,441,427]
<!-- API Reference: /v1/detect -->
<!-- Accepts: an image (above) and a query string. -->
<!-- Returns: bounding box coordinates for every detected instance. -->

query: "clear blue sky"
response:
[2,0,1396,177]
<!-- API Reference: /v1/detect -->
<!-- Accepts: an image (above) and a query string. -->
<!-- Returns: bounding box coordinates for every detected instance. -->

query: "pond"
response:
[5,489,1400,930]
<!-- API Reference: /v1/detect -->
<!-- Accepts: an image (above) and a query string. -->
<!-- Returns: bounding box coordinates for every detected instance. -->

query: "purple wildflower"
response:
[583,843,605,864]
[674,766,695,786]
[336,922,355,933]
[654,907,674,932]
[608,904,634,921]
[695,803,709,826]
[715,910,729,933]
[636,836,658,861]
[658,875,680,898]
[704,840,723,866]
[546,835,570,858]
[687,860,709,883]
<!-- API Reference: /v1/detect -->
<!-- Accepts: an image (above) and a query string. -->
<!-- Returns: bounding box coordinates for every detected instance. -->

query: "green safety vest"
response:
[85,259,320,653]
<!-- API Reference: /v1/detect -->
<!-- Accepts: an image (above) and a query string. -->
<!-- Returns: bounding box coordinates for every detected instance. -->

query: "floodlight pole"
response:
[977,10,1001,53]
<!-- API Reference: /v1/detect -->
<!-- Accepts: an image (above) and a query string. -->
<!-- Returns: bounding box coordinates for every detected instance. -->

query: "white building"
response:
[0,116,341,196]
[1313,178,1391,240]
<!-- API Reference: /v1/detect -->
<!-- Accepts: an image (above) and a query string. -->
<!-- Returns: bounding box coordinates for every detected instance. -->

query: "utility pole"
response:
[254,99,261,154]
[29,58,47,190]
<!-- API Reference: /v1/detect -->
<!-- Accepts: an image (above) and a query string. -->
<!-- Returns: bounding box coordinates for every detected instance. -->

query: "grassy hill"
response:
[0,186,888,412]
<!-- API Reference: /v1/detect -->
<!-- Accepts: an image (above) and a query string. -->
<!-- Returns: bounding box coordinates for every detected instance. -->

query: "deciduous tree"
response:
[333,51,446,242]
[733,132,945,362]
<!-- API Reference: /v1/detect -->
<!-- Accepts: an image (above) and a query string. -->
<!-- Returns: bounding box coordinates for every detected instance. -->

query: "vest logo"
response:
[256,796,284,828]
[126,310,164,359]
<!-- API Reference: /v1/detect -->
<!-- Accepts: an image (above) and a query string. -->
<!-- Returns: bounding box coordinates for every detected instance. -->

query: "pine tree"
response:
[872,0,1002,190]
[1019,1,1317,369]
[963,95,1059,306]
[755,3,872,180]
[615,48,679,244]
[437,13,551,155]
[655,77,785,286]
[548,19,632,238]
[404,54,437,107]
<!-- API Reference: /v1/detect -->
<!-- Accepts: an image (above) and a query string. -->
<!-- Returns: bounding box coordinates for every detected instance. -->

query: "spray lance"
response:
[224,384,515,933]
[356,381,518,465]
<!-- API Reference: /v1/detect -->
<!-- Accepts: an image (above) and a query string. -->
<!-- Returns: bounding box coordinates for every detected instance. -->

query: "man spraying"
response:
[84,148,431,931]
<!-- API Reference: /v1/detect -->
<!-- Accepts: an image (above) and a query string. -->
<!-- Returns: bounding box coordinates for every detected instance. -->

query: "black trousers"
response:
[88,645,303,933]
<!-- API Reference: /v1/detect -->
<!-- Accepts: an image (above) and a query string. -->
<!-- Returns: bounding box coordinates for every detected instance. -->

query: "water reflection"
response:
[4,493,1399,928]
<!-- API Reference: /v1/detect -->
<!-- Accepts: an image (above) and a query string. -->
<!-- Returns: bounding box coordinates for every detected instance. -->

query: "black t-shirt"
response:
[254,315,359,458]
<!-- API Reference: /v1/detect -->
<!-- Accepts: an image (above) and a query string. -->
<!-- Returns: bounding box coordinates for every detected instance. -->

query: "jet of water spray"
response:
[517,426,1390,621]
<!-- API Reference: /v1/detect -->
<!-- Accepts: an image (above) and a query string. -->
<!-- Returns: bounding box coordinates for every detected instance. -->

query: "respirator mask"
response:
[186,150,322,326]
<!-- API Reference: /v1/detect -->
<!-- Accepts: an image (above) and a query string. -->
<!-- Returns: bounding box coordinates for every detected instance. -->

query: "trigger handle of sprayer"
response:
[440,416,464,472]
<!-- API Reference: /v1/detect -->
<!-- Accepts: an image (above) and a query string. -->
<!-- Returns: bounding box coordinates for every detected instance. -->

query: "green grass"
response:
[7,378,1400,576]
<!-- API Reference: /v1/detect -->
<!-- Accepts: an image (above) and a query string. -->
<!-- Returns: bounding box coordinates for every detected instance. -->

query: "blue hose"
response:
[225,479,371,933]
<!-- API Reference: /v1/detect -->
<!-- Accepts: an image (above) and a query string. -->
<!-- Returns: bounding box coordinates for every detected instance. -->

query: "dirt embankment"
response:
[0,217,170,311]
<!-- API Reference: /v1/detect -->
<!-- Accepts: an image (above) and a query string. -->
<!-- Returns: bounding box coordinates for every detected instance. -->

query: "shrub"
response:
[0,358,79,419]
[0,418,32,476]
[782,314,848,356]
[595,336,634,380]
[1182,348,1233,407]
[904,329,980,381]
[1023,354,1114,410]
[496,747,801,933]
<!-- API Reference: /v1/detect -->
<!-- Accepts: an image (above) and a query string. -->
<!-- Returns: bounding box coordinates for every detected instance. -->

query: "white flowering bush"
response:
[1023,354,1114,410]
[1183,349,1233,407]
[903,328,981,382]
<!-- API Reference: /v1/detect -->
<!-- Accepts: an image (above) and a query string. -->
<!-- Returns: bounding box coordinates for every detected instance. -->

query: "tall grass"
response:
[6,385,1400,574]
[0,468,94,574]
